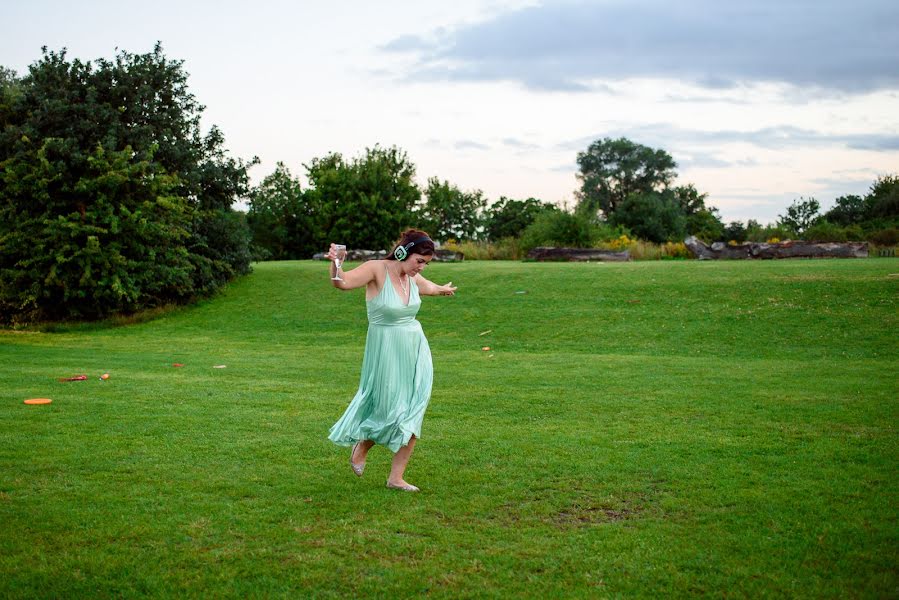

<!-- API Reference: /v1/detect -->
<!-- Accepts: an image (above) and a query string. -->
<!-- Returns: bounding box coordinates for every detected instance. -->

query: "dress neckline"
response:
[384,265,412,307]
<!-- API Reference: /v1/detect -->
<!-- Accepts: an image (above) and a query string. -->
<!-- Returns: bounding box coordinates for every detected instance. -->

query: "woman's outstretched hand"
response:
[325,243,338,261]
[436,282,457,296]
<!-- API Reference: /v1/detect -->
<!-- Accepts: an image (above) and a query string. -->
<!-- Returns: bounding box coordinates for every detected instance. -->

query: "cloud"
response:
[549,162,578,173]
[379,34,433,53]
[663,93,753,106]
[675,154,737,169]
[561,124,899,154]
[382,0,899,93]
[454,140,491,151]
[502,137,540,150]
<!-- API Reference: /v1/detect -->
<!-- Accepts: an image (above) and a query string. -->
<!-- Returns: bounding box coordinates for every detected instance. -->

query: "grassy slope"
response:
[1,259,897,598]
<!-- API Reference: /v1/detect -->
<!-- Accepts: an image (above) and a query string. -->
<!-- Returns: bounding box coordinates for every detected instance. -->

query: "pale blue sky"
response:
[4,0,898,222]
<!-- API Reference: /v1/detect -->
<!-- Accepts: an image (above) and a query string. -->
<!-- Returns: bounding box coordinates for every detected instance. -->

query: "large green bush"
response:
[520,210,599,251]
[745,220,794,242]
[869,227,899,246]
[0,45,254,324]
[803,221,865,242]
[1,143,196,322]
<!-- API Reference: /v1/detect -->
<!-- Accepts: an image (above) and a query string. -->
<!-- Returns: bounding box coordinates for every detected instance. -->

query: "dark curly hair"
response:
[388,229,435,260]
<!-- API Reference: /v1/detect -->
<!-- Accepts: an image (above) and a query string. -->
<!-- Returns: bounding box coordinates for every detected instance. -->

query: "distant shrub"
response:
[520,211,597,252]
[590,223,632,245]
[607,240,692,261]
[747,223,793,242]
[662,241,691,259]
[449,230,695,261]
[442,237,522,260]
[803,220,865,242]
[869,227,899,246]
[597,234,634,251]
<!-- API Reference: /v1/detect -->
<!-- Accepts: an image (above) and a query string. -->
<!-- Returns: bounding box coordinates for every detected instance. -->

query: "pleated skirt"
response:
[328,321,433,453]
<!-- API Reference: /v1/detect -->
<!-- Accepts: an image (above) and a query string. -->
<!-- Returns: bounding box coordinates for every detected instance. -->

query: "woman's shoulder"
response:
[365,259,387,296]
[367,259,387,280]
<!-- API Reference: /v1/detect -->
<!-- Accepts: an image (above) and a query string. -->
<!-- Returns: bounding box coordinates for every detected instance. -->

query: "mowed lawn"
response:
[1,258,897,598]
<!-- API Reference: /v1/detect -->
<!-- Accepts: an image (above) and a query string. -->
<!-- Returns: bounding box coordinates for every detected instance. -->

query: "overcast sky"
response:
[3,0,898,222]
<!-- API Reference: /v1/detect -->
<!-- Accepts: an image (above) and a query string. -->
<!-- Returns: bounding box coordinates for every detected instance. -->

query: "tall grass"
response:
[443,237,522,260]
[444,235,692,260]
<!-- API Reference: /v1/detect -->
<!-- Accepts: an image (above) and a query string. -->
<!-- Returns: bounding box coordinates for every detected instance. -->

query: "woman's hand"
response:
[325,243,338,261]
[412,275,457,297]
[435,282,457,296]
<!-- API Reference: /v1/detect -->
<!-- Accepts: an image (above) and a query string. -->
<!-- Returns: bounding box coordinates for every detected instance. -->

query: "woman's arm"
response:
[414,274,457,297]
[325,244,376,291]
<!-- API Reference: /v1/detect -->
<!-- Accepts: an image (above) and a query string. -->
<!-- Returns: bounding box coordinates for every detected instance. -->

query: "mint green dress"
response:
[328,268,433,453]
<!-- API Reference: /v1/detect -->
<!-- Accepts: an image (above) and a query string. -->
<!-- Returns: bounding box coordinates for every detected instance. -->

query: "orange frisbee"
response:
[24,398,52,405]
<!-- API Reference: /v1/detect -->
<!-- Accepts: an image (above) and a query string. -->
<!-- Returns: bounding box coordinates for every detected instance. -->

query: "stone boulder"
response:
[527,247,630,261]
[684,236,868,260]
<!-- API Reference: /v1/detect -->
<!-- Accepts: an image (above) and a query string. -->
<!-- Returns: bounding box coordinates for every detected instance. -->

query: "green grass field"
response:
[2,259,897,598]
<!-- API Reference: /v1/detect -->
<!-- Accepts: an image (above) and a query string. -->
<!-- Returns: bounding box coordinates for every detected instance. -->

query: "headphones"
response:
[393,237,432,261]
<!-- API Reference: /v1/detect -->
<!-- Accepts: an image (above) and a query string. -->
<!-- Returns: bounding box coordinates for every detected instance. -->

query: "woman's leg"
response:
[387,435,417,485]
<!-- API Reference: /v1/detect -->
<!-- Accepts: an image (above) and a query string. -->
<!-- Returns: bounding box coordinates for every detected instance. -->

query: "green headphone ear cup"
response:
[394,245,408,261]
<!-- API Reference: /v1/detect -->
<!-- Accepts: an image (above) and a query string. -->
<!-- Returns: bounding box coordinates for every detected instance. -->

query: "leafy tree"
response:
[576,137,677,218]
[0,66,16,86]
[247,162,319,259]
[687,209,725,242]
[824,194,867,226]
[817,175,897,243]
[0,67,20,128]
[0,45,254,324]
[304,146,420,251]
[609,191,687,243]
[417,177,486,242]
[669,183,723,240]
[866,174,899,221]
[483,196,558,240]
[187,125,256,290]
[778,197,820,237]
[672,184,708,215]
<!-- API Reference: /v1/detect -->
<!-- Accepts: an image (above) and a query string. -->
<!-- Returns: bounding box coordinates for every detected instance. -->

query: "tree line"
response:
[2,45,897,324]
[247,136,898,258]
[247,138,734,260]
